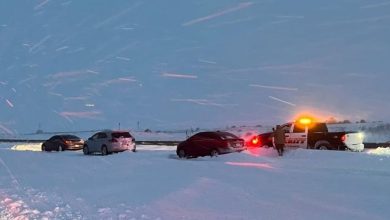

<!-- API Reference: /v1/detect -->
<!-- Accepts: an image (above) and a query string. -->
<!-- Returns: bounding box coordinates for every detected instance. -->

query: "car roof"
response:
[194,131,236,136]
[100,130,130,133]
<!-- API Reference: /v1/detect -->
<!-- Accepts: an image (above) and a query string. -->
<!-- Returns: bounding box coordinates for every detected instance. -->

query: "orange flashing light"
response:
[298,117,313,125]
[295,116,316,130]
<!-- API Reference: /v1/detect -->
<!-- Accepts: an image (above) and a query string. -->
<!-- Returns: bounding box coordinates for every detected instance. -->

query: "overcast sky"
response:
[1,0,390,135]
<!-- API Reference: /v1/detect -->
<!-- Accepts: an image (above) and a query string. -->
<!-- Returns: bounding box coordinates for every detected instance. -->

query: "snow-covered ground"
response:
[1,143,390,220]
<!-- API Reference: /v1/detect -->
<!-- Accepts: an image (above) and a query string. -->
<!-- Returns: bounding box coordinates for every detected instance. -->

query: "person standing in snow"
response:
[272,125,285,156]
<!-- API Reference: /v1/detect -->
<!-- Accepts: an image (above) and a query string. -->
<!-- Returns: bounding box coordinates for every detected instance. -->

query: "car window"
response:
[281,124,291,133]
[311,123,328,132]
[293,125,305,133]
[189,133,206,140]
[218,132,239,140]
[97,133,108,139]
[49,136,59,141]
[61,135,80,140]
[112,132,131,138]
[91,133,99,140]
[201,133,218,139]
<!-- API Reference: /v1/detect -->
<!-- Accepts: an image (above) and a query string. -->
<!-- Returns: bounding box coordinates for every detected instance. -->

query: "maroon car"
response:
[176,131,246,158]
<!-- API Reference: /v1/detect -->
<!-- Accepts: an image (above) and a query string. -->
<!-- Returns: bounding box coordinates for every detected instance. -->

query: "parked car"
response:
[176,131,246,158]
[83,130,136,155]
[41,135,84,151]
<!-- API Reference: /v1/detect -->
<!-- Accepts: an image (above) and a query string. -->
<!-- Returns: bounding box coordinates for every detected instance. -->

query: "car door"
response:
[88,133,101,152]
[186,134,206,155]
[285,124,308,148]
[48,136,61,151]
[204,133,220,150]
[198,133,218,155]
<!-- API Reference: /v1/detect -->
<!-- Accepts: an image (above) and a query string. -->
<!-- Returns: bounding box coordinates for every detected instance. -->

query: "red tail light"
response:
[251,137,259,145]
[341,135,346,142]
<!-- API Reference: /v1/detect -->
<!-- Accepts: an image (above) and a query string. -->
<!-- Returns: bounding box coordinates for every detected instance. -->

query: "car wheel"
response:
[318,144,329,150]
[41,144,46,152]
[58,145,64,152]
[210,149,219,157]
[315,141,331,150]
[83,145,89,155]
[101,145,108,156]
[177,149,187,159]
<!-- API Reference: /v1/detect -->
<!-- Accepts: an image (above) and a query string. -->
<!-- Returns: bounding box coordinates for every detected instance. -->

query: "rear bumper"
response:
[219,146,247,154]
[110,143,136,152]
[66,145,83,150]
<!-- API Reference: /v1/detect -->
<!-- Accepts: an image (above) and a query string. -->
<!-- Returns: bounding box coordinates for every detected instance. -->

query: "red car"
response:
[176,131,246,158]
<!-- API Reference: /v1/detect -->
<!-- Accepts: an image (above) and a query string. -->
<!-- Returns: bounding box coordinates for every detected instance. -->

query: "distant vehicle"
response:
[83,130,136,155]
[256,118,364,151]
[41,135,84,152]
[176,131,246,158]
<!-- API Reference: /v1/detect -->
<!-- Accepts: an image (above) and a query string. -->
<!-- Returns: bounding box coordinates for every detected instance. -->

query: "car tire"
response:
[101,145,108,156]
[58,145,64,152]
[177,149,187,159]
[315,141,331,150]
[83,145,89,155]
[210,149,219,157]
[41,144,46,152]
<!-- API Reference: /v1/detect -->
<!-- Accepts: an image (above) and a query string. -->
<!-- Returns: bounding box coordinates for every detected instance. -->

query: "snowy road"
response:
[0,144,390,220]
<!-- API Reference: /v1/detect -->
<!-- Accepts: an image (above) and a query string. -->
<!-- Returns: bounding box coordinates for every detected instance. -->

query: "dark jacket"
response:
[273,127,286,145]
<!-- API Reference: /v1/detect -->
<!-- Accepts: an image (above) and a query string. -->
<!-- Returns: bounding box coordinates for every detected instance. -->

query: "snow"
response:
[1,144,390,219]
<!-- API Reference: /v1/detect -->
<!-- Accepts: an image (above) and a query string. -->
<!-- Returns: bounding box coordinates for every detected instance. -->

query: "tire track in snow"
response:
[0,153,20,188]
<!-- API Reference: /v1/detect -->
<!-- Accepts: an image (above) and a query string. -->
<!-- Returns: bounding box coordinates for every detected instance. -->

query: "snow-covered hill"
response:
[1,144,390,219]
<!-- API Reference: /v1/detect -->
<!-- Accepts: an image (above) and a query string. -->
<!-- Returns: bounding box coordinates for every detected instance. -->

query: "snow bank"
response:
[366,147,390,156]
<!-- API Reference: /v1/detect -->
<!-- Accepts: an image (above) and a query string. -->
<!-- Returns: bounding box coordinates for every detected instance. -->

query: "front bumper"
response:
[66,144,84,150]
[346,143,364,152]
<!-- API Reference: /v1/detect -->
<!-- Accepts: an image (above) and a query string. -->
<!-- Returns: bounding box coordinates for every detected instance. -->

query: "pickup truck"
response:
[254,121,364,151]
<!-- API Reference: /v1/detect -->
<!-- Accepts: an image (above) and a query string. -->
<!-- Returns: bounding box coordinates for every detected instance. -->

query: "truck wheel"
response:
[315,141,331,150]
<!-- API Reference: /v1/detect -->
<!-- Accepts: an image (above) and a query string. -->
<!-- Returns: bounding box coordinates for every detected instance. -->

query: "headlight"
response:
[358,132,365,141]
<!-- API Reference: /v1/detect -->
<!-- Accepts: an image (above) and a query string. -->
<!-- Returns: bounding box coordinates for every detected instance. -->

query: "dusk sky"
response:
[1,0,389,135]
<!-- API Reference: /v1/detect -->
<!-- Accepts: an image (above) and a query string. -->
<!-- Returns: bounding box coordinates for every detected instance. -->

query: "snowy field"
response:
[1,143,390,220]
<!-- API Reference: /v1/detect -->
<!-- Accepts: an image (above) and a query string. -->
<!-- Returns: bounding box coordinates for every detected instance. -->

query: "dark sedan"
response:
[41,135,84,151]
[176,131,246,158]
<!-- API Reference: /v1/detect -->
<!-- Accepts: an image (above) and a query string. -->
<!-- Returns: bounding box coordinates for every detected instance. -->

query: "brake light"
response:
[251,137,259,145]
[109,139,118,143]
[341,135,346,142]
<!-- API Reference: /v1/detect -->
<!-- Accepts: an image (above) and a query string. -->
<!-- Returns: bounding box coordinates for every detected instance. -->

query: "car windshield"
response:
[218,132,239,140]
[112,132,131,138]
